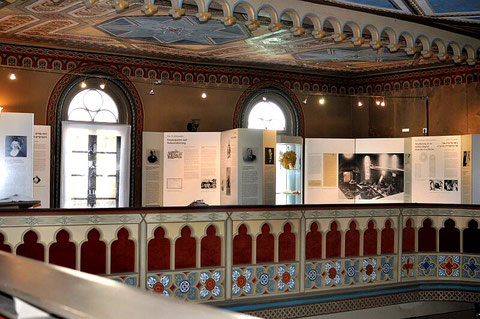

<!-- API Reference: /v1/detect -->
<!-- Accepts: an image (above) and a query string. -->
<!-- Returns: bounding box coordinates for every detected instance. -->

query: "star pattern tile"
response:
[98,16,251,45]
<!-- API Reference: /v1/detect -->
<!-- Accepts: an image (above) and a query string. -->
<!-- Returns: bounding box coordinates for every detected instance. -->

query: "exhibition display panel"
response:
[2,111,479,208]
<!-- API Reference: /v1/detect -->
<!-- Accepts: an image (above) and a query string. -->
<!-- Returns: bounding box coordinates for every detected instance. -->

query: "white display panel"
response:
[304,138,355,204]
[142,132,164,206]
[33,125,50,207]
[163,132,220,206]
[0,113,34,201]
[237,129,264,205]
[411,135,461,204]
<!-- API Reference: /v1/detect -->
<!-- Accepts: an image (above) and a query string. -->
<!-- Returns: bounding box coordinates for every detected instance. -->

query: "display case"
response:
[276,135,303,205]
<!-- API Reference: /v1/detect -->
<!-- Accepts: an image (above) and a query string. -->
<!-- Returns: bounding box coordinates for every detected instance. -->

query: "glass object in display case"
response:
[276,135,303,205]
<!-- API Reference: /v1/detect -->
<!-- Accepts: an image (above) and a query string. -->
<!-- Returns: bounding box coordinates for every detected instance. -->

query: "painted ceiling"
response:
[0,0,478,74]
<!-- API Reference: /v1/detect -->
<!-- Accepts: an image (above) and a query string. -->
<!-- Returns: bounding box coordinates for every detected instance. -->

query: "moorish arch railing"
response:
[80,0,480,65]
[1,204,480,317]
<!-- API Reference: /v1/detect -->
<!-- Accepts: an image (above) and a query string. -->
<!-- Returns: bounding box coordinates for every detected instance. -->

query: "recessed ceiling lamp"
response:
[318,96,325,105]
[9,73,16,80]
[303,96,308,104]
[262,96,267,101]
[380,98,386,107]
[201,92,207,99]
[357,98,364,107]
[99,83,106,90]
[375,98,381,106]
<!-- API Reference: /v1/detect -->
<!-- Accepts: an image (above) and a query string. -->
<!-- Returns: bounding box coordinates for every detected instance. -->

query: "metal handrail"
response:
[0,252,255,319]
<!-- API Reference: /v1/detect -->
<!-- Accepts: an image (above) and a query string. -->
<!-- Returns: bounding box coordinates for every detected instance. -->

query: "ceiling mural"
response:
[0,0,478,74]
[98,16,251,45]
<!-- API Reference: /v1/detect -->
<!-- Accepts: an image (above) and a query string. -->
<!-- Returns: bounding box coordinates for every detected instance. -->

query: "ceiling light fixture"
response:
[81,81,87,89]
[262,96,267,101]
[375,98,381,106]
[201,92,207,99]
[9,73,16,80]
[357,99,363,107]
[149,81,155,95]
[303,96,308,104]
[99,83,106,90]
[318,96,325,105]
[0,106,3,113]
[380,97,386,107]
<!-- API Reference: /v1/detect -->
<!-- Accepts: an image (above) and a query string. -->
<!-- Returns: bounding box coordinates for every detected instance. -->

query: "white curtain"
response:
[61,121,131,208]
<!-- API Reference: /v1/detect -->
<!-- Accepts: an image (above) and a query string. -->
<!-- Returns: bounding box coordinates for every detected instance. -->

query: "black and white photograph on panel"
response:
[338,153,404,200]
[5,136,27,157]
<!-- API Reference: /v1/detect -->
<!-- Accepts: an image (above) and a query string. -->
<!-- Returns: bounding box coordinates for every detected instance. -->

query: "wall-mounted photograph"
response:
[338,153,404,200]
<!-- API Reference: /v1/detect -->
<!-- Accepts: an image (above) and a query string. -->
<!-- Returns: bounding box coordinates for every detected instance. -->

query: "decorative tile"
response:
[380,256,395,281]
[147,274,173,296]
[462,256,480,279]
[199,270,223,300]
[323,261,343,287]
[418,255,437,277]
[344,259,360,285]
[361,258,378,283]
[401,255,416,279]
[277,265,296,292]
[438,255,460,277]
[174,272,199,301]
[232,267,254,297]
[254,265,276,294]
[305,262,322,289]
[109,275,138,287]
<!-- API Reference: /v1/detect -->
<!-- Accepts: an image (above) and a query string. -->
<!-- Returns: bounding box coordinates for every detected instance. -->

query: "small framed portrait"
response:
[265,147,274,165]
[5,136,27,158]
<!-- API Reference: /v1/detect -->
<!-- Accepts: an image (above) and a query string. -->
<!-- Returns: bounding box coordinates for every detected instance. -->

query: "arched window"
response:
[241,89,300,135]
[60,77,131,208]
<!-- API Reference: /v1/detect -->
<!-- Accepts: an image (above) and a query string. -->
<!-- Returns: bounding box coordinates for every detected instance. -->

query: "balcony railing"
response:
[1,204,480,316]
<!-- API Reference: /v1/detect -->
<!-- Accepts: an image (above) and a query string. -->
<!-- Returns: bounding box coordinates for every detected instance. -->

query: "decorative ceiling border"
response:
[0,44,478,95]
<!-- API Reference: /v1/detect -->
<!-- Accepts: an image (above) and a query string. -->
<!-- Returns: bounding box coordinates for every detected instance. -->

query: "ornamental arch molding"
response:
[233,81,305,137]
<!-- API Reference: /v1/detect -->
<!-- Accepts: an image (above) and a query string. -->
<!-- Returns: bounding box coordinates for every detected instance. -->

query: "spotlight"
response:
[201,92,207,99]
[262,96,267,101]
[303,97,308,104]
[149,88,155,95]
[99,83,106,90]
[380,98,386,107]
[81,81,87,89]
[318,97,325,105]
[0,107,3,113]
[357,100,363,107]
[375,98,381,106]
[9,73,16,80]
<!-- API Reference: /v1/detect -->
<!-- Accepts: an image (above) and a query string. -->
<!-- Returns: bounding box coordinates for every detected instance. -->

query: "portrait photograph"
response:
[242,147,257,162]
[265,147,274,165]
[5,136,27,158]
[147,149,159,164]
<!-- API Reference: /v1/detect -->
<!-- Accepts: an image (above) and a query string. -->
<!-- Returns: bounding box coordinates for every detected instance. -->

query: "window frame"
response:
[53,74,136,208]
[240,88,300,136]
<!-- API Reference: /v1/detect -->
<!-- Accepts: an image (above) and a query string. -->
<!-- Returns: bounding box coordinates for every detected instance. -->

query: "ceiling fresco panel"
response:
[97,16,251,45]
